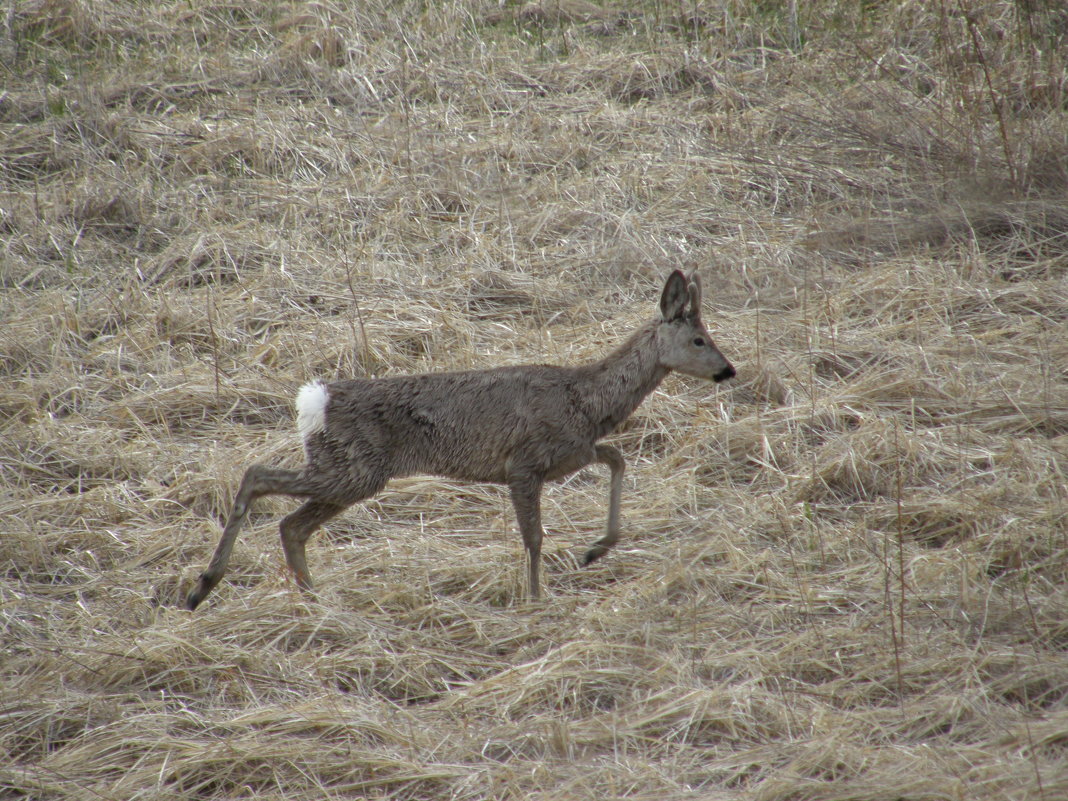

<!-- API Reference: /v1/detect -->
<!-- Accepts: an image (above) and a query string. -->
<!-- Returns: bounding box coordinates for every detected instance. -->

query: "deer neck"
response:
[577,321,669,437]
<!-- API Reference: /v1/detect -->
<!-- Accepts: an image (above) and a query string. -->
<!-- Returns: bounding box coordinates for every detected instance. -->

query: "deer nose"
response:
[714,364,735,382]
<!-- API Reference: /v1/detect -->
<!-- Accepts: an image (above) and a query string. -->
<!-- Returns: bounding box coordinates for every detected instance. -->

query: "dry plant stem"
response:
[894,418,906,649]
[884,518,905,707]
[892,418,907,712]
[5,4,1068,799]
[1023,717,1049,801]
[345,262,371,377]
[207,289,220,402]
[960,2,1020,192]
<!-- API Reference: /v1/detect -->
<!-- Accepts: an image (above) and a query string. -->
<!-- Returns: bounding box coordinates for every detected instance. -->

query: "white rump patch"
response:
[295,381,329,441]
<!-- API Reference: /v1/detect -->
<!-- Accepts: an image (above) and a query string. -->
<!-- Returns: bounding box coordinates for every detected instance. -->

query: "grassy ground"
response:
[2,1,1067,798]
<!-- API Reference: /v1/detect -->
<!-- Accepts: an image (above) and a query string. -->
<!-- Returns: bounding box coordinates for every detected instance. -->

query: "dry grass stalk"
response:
[2,1,1067,799]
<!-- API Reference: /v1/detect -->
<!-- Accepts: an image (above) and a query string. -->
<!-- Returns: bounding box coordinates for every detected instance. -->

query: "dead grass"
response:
[2,1,1067,799]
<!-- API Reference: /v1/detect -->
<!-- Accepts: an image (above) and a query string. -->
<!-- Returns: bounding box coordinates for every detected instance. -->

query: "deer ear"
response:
[660,270,689,321]
[686,273,702,319]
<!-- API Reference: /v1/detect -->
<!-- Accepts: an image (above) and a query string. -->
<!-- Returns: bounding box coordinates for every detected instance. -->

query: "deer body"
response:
[186,271,733,609]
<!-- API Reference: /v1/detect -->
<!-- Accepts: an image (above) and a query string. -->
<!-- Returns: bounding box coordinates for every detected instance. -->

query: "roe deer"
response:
[185,270,734,609]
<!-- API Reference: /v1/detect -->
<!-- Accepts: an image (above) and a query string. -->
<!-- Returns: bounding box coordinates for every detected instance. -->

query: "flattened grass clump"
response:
[2,1,1067,799]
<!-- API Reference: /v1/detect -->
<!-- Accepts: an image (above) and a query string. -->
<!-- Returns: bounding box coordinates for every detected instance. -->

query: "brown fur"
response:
[185,270,734,609]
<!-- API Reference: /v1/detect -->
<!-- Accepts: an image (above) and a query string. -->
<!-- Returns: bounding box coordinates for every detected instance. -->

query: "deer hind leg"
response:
[508,473,545,600]
[280,499,347,593]
[186,465,317,610]
[583,444,625,566]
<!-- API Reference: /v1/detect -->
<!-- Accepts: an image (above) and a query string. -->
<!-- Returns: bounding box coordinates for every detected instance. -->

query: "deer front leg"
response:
[508,473,545,600]
[583,444,625,566]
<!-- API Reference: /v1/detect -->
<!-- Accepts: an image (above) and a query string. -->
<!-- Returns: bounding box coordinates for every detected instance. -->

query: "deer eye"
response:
[693,337,705,347]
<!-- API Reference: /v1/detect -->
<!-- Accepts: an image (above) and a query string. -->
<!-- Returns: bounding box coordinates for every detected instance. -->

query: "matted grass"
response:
[2,1,1067,799]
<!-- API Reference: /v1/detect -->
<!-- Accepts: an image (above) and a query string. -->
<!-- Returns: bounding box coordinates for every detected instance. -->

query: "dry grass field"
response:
[3,1,1068,798]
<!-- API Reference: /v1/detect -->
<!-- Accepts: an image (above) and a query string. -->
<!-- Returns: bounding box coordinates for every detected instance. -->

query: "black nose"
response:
[714,364,735,383]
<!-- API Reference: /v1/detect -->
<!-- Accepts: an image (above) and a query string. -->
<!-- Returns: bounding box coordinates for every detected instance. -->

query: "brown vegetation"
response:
[2,1,1067,799]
